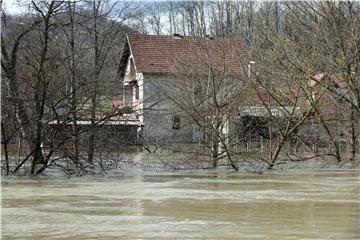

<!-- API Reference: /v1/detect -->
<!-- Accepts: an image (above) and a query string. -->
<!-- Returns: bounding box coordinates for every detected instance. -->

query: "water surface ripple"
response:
[2,170,360,239]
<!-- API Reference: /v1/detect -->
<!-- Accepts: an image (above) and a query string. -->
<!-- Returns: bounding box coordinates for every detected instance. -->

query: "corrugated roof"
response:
[126,34,248,75]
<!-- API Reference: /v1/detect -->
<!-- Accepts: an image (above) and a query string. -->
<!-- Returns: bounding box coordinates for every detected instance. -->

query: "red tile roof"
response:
[126,34,248,75]
[308,72,348,89]
[308,73,349,121]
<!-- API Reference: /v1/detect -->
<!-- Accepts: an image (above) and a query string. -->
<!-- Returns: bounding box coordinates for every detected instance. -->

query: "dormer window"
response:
[173,33,183,40]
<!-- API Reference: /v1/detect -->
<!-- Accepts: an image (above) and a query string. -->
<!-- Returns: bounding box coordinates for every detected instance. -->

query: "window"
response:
[172,115,180,129]
[135,84,139,100]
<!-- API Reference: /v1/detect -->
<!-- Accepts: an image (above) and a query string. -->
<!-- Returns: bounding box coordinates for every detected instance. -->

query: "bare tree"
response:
[149,37,249,170]
[1,0,140,175]
[250,1,360,166]
[81,0,140,164]
[1,1,65,174]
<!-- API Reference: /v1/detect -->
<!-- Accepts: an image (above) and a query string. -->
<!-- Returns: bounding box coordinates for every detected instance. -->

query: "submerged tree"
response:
[250,1,360,164]
[2,1,65,174]
[1,0,139,176]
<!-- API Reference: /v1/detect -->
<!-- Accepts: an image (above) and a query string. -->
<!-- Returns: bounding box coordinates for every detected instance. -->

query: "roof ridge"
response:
[128,33,245,41]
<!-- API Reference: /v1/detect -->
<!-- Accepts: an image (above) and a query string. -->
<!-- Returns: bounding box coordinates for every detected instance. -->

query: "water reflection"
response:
[2,171,360,239]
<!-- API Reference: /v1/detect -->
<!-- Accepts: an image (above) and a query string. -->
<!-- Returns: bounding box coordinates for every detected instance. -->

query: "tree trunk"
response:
[1,123,10,175]
[87,1,100,165]
[211,136,219,168]
[30,142,45,175]
[268,120,273,165]
[320,118,341,162]
[267,138,285,170]
[69,1,80,162]
[2,27,46,174]
[350,105,357,161]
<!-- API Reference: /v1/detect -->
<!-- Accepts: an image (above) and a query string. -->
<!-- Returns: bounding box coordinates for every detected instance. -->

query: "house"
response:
[117,34,248,143]
[300,72,353,148]
[307,72,350,122]
[46,98,143,147]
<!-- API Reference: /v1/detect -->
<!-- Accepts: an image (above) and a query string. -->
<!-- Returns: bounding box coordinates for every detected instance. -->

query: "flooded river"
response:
[2,170,360,239]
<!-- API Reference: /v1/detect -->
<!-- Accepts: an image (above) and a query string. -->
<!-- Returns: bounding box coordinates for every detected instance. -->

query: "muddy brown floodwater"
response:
[1,170,360,239]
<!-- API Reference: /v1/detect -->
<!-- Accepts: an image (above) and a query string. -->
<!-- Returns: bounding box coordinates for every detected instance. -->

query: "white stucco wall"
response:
[122,54,200,143]
[142,74,194,143]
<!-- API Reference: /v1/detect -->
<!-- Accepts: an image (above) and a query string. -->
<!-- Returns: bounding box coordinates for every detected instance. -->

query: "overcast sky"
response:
[2,0,28,15]
[2,0,171,16]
